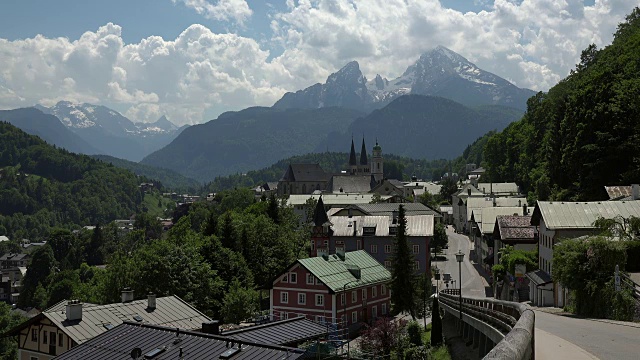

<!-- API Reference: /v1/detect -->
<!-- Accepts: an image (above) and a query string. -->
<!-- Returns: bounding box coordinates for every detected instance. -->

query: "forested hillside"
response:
[482,8,640,201]
[0,122,146,240]
[92,154,200,192]
[202,152,455,193]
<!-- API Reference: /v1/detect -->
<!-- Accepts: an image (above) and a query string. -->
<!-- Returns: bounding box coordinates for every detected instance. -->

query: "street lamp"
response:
[434,268,440,293]
[455,250,464,321]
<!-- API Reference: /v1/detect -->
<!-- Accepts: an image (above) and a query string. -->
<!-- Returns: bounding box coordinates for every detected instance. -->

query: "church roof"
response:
[328,175,373,193]
[312,196,330,226]
[349,139,357,166]
[360,138,368,165]
[279,164,328,182]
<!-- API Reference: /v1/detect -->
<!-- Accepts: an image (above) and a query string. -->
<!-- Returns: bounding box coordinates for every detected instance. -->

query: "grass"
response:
[142,191,174,218]
[420,323,452,360]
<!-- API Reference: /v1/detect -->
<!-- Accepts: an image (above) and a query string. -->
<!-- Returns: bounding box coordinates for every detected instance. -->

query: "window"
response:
[282,274,288,283]
[352,291,357,302]
[341,293,346,305]
[413,245,420,254]
[316,315,325,323]
[59,334,63,347]
[382,285,387,295]
[372,306,377,319]
[382,303,387,315]
[298,293,306,305]
[31,328,37,342]
[370,244,378,253]
[384,260,391,269]
[352,311,358,323]
[372,286,377,298]
[384,245,392,253]
[306,273,315,285]
[414,261,420,271]
[43,330,47,344]
[290,273,297,283]
[316,294,324,306]
[281,291,288,304]
[311,240,315,250]
[50,332,56,348]
[362,288,367,300]
[282,312,288,320]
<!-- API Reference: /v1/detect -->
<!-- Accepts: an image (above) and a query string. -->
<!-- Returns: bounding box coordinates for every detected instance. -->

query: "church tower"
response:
[359,137,369,174]
[349,138,358,175]
[372,140,384,183]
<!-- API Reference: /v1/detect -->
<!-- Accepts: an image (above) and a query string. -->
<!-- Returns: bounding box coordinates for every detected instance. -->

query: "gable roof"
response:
[55,322,304,360]
[531,200,640,230]
[353,203,440,217]
[32,296,210,345]
[279,164,328,182]
[328,175,373,193]
[330,214,434,237]
[476,183,520,195]
[286,193,387,206]
[222,316,327,346]
[493,215,535,243]
[298,250,391,293]
[455,184,482,198]
[477,207,525,234]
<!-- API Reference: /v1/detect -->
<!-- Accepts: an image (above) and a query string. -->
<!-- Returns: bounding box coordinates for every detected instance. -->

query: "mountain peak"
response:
[326,60,365,84]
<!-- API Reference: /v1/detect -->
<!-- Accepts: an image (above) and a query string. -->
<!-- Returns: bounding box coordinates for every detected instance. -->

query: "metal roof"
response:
[279,164,329,182]
[286,193,387,206]
[526,270,553,286]
[466,197,527,221]
[328,175,373,193]
[298,250,391,293]
[222,316,327,346]
[531,200,640,230]
[43,296,210,345]
[477,183,520,195]
[54,322,304,360]
[455,184,482,198]
[353,203,440,217]
[329,215,434,237]
[478,207,524,234]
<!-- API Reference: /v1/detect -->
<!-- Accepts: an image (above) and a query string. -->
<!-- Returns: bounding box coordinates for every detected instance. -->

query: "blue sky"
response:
[0,0,631,125]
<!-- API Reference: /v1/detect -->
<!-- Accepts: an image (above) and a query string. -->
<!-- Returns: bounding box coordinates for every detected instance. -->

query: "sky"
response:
[0,0,636,126]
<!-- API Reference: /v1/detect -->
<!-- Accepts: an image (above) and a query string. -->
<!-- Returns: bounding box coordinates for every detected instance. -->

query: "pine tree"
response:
[390,204,417,318]
[267,193,280,224]
[431,295,443,346]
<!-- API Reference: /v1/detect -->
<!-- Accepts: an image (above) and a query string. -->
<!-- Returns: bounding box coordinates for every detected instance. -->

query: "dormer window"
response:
[389,227,398,235]
[363,227,376,236]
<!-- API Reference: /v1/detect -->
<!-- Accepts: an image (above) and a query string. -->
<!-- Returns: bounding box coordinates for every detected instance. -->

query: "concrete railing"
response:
[439,292,535,360]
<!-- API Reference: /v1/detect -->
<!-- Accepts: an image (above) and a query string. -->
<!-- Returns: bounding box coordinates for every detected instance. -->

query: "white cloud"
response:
[0,1,637,124]
[172,0,253,24]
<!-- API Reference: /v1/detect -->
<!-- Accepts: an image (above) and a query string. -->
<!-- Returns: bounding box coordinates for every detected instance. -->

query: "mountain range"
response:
[35,102,187,161]
[274,46,536,112]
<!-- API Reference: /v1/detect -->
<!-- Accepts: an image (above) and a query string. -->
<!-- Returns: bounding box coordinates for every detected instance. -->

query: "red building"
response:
[269,250,391,332]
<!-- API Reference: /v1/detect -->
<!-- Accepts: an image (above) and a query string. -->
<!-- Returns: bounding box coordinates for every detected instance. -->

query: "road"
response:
[445,228,640,359]
[433,227,490,297]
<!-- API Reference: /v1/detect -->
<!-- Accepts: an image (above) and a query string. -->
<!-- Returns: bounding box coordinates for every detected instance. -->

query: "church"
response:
[277,138,384,196]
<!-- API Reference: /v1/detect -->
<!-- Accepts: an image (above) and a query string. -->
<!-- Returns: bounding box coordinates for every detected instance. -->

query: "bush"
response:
[625,241,640,272]
[407,321,423,346]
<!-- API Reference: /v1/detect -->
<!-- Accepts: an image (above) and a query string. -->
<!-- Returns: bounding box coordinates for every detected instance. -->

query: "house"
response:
[286,193,392,223]
[0,253,29,269]
[493,215,537,302]
[0,266,26,304]
[54,322,305,360]
[404,181,442,200]
[370,179,406,199]
[310,198,433,274]
[464,196,527,236]
[278,163,331,196]
[452,184,483,232]
[529,200,640,307]
[6,290,211,360]
[221,316,329,348]
[331,203,443,224]
[604,184,640,201]
[439,205,453,225]
[468,206,527,267]
[269,250,391,335]
[476,183,520,197]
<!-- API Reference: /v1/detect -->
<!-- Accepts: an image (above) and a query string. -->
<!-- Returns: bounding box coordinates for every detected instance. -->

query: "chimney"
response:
[523,204,528,215]
[121,288,134,303]
[202,320,220,335]
[467,188,471,196]
[633,184,639,200]
[336,247,345,260]
[66,300,83,321]
[147,293,156,310]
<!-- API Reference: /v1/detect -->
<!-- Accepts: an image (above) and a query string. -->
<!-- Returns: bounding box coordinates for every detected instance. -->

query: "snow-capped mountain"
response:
[35,102,187,161]
[274,46,536,112]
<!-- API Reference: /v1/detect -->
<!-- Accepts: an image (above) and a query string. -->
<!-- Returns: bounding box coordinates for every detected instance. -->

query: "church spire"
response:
[360,137,368,165]
[349,137,357,166]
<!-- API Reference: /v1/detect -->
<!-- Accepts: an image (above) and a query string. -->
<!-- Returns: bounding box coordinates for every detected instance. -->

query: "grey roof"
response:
[494,216,535,243]
[286,193,386,206]
[297,250,391,293]
[279,164,328,182]
[526,270,553,286]
[531,200,640,230]
[466,197,527,221]
[55,322,304,360]
[477,183,519,195]
[0,253,28,261]
[328,175,373,193]
[455,184,482,198]
[222,316,327,346]
[605,186,632,200]
[352,203,441,218]
[330,215,434,237]
[43,296,210,345]
[478,207,524,234]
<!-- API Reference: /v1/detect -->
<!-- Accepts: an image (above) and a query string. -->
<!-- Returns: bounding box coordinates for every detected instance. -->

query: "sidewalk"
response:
[535,328,599,359]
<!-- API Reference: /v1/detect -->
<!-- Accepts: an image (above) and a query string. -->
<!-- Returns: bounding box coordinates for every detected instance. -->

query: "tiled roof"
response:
[222,316,327,346]
[328,175,373,193]
[330,215,434,237]
[298,250,391,293]
[494,215,535,243]
[43,296,210,345]
[531,200,640,230]
[604,186,632,200]
[477,207,524,234]
[526,270,552,286]
[54,322,304,360]
[279,164,328,182]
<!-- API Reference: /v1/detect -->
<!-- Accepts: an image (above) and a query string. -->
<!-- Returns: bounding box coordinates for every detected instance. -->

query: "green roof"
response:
[298,250,391,293]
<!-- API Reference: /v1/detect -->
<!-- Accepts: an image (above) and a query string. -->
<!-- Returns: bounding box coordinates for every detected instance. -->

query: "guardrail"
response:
[439,292,535,360]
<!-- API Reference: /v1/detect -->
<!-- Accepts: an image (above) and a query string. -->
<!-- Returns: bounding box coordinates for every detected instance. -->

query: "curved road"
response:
[444,228,640,359]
